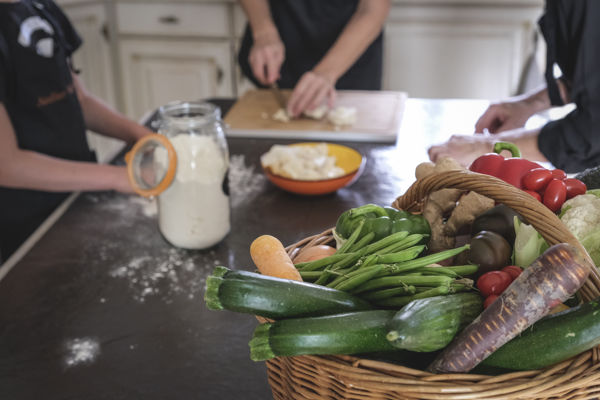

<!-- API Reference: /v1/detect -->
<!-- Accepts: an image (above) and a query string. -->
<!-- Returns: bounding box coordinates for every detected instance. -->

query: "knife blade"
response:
[270,83,287,109]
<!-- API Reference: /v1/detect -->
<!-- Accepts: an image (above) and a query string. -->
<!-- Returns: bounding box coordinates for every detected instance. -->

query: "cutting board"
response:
[224,89,407,143]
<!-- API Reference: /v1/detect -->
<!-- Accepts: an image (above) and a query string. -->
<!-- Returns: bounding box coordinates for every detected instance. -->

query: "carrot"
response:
[250,235,303,281]
[429,243,592,373]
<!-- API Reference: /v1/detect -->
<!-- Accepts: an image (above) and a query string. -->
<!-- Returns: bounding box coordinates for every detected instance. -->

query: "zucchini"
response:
[386,293,483,352]
[204,266,373,319]
[249,310,396,361]
[482,299,600,370]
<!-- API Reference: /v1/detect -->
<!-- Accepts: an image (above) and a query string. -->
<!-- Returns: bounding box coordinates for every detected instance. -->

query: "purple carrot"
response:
[429,243,592,373]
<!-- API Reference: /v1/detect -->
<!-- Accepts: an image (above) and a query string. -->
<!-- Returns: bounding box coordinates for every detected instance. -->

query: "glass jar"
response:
[154,101,230,249]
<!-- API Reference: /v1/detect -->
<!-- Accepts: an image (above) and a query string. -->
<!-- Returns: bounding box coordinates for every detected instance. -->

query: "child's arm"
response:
[72,73,153,143]
[0,103,133,193]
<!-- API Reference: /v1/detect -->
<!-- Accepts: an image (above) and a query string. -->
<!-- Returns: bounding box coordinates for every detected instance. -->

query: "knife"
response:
[270,82,287,110]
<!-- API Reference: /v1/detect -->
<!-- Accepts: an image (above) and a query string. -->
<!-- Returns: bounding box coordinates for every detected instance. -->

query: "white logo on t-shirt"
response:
[18,16,55,58]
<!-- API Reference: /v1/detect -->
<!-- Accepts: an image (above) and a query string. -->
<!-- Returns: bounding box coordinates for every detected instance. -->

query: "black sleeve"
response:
[0,35,7,104]
[45,0,82,56]
[538,0,600,173]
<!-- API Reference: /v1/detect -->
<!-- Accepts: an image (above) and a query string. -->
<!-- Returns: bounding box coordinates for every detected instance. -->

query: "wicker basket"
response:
[269,170,600,400]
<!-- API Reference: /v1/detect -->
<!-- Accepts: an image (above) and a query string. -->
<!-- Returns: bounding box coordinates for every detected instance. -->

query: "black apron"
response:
[0,0,94,261]
[238,0,383,90]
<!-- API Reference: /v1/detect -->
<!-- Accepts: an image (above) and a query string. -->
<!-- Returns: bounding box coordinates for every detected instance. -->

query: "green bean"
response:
[298,269,344,281]
[314,252,366,285]
[337,220,365,254]
[360,231,410,255]
[335,265,385,292]
[326,263,363,288]
[383,245,470,274]
[372,245,425,264]
[448,283,472,293]
[294,252,350,271]
[374,285,451,308]
[351,275,454,294]
[328,263,384,288]
[329,252,364,271]
[314,266,334,285]
[360,254,378,268]
[417,264,478,277]
[298,270,323,281]
[375,234,426,255]
[360,285,417,301]
[347,232,375,253]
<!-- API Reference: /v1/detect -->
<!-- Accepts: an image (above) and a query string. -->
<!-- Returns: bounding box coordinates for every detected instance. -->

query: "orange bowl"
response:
[261,143,366,195]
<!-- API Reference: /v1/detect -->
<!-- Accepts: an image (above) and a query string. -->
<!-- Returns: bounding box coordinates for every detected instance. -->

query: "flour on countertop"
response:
[128,196,157,217]
[63,337,100,368]
[85,194,157,218]
[229,154,266,207]
[109,248,220,303]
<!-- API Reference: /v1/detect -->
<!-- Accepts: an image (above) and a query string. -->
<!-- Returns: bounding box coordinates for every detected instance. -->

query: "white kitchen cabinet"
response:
[119,39,233,119]
[115,1,236,119]
[383,3,544,99]
[57,0,124,163]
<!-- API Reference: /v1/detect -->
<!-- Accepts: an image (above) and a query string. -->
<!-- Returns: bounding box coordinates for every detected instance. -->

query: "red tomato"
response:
[564,178,587,199]
[501,265,523,280]
[523,168,553,192]
[524,190,542,202]
[483,294,499,309]
[543,179,567,212]
[551,169,567,180]
[476,271,512,297]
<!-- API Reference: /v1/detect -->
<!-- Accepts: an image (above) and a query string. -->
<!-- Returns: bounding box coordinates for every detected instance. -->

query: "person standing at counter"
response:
[0,0,153,261]
[238,0,390,118]
[428,0,600,173]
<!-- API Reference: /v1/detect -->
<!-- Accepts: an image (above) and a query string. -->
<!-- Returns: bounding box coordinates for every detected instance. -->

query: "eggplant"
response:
[471,204,521,247]
[468,231,512,276]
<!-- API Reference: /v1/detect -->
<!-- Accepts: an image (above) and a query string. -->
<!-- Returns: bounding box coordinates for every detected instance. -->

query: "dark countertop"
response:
[0,98,502,400]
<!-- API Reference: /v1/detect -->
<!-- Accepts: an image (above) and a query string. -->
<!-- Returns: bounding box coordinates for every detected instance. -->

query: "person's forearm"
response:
[313,0,390,82]
[74,74,151,143]
[0,148,128,192]
[515,79,570,114]
[516,84,551,115]
[239,0,278,39]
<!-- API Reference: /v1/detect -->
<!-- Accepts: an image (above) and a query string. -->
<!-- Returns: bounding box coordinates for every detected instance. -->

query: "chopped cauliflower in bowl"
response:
[260,142,365,195]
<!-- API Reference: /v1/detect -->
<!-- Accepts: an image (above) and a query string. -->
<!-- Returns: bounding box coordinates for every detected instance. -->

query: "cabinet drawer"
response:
[117,3,230,37]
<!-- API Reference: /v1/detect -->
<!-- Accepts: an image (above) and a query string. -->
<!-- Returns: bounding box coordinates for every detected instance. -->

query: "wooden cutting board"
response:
[224,89,407,143]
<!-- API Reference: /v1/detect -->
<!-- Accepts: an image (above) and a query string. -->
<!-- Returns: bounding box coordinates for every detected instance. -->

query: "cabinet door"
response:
[59,2,124,163]
[119,39,233,119]
[383,5,543,99]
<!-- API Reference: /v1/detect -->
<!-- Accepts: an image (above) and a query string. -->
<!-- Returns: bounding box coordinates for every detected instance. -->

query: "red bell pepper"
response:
[469,142,542,189]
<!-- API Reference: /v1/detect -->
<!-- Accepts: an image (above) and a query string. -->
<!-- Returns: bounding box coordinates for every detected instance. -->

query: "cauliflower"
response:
[560,193,600,265]
[561,194,600,239]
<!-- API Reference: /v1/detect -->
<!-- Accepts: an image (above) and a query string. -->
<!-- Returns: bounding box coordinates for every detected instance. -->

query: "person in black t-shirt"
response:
[428,0,600,173]
[238,0,390,118]
[0,0,154,261]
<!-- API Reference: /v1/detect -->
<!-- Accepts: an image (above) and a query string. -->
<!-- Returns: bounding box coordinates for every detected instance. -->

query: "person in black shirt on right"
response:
[428,0,600,173]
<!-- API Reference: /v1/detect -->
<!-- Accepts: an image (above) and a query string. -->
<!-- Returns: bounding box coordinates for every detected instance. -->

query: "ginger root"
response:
[444,191,495,236]
[416,157,493,254]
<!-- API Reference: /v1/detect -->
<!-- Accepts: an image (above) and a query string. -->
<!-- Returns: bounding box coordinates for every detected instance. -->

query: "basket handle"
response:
[392,170,600,301]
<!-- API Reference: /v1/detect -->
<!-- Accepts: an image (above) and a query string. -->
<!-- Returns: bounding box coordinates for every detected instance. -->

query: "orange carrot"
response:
[250,235,303,281]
